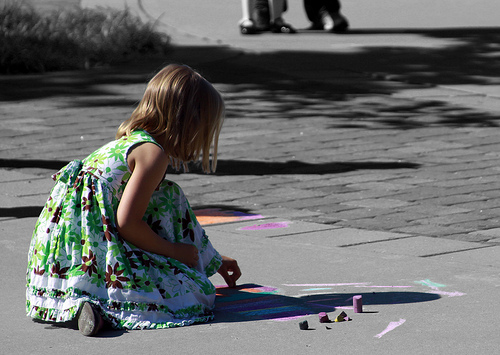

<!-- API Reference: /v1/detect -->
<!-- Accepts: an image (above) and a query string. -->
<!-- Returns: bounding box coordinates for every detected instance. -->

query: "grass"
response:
[0,2,171,74]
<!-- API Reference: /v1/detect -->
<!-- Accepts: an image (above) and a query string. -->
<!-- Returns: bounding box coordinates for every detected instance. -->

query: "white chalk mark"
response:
[355,285,413,288]
[283,283,370,287]
[415,279,466,297]
[428,290,466,297]
[374,319,406,338]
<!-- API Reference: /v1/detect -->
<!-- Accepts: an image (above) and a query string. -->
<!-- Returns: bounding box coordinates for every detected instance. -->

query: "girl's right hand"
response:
[169,243,199,268]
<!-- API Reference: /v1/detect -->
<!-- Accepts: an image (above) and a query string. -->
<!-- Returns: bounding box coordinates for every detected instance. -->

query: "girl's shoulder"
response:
[83,130,162,167]
[123,129,163,150]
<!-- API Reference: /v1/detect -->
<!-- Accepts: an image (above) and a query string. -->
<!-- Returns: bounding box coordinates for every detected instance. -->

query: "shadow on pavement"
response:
[1,27,499,130]
[339,27,500,86]
[0,158,68,170]
[207,160,420,176]
[213,284,440,323]
[0,206,42,218]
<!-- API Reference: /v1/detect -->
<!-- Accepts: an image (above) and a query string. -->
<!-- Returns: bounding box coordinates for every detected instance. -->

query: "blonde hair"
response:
[116,64,225,173]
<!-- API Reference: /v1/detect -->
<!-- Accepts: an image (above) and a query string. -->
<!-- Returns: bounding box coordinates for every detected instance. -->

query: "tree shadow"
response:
[189,159,419,176]
[340,27,500,86]
[0,158,68,170]
[1,27,499,131]
[0,206,43,218]
[213,284,440,323]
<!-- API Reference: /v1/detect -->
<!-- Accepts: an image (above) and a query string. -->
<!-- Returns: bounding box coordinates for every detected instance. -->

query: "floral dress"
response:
[26,130,222,329]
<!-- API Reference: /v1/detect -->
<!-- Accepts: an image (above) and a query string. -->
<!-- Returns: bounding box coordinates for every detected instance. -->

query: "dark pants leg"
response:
[325,0,341,14]
[254,0,270,28]
[304,0,341,23]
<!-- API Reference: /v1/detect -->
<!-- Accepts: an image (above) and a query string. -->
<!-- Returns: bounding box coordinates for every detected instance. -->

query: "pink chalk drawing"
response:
[374,319,406,338]
[415,279,466,298]
[238,221,290,231]
[194,208,263,225]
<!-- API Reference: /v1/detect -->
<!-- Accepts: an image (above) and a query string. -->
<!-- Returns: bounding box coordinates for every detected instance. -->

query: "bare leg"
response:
[240,0,255,24]
[240,0,259,34]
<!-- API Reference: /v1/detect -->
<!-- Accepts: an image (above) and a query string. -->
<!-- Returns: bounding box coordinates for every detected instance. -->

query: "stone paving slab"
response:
[344,236,489,258]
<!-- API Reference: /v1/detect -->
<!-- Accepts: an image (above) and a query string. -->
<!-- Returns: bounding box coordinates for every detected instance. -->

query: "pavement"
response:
[1,0,500,354]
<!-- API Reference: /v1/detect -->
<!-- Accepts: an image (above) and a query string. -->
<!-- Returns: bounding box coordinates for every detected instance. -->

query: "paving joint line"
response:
[420,244,496,258]
[338,235,414,248]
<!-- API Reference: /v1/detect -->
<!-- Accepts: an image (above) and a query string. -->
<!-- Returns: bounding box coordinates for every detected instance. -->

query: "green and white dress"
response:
[26,130,222,329]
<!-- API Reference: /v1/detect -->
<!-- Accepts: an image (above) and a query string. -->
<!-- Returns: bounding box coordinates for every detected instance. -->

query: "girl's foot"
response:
[270,18,296,34]
[78,302,103,336]
[240,19,259,35]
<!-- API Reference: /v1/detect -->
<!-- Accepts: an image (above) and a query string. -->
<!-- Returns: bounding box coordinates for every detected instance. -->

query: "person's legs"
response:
[254,0,271,29]
[303,0,324,26]
[324,0,349,32]
[324,0,340,13]
[240,0,259,34]
[240,0,294,34]
[269,0,296,33]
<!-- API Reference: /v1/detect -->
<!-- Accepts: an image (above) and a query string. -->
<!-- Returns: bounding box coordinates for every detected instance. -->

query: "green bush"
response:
[0,2,171,73]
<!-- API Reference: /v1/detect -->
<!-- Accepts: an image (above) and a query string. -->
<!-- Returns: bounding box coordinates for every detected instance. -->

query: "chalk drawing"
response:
[238,222,290,231]
[216,285,321,322]
[283,283,371,287]
[415,279,446,288]
[374,319,406,338]
[415,279,466,298]
[430,290,466,297]
[194,208,263,225]
[214,281,449,323]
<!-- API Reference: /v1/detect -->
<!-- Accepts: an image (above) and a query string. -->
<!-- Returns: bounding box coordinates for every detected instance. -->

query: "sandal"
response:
[240,19,259,35]
[270,18,296,34]
[78,302,103,336]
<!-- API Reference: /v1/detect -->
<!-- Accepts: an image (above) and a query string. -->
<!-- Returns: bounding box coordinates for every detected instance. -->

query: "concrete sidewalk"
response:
[1,0,500,353]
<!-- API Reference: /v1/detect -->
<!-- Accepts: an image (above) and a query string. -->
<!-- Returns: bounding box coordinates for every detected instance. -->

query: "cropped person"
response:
[304,0,349,32]
[239,0,295,34]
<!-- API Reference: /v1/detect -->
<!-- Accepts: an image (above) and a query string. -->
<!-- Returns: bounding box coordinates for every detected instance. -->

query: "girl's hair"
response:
[116,64,225,173]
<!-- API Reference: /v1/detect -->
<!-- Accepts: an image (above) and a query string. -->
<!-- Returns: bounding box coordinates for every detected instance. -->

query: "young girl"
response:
[26,64,241,336]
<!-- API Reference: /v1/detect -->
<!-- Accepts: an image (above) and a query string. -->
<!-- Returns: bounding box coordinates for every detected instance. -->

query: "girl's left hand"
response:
[218,255,241,288]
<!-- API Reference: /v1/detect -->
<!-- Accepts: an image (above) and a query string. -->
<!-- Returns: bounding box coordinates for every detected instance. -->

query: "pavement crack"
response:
[338,236,413,247]
[420,245,495,258]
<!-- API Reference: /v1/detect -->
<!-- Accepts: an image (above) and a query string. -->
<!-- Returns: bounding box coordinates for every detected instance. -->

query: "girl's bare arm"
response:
[116,142,199,267]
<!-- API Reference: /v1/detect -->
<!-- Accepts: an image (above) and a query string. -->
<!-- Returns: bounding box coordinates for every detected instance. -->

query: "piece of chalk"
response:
[334,311,347,322]
[353,295,363,313]
[319,312,330,323]
[299,320,309,330]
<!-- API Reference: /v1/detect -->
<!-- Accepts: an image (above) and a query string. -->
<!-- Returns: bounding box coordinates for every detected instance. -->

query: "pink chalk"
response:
[353,295,363,313]
[319,312,330,323]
